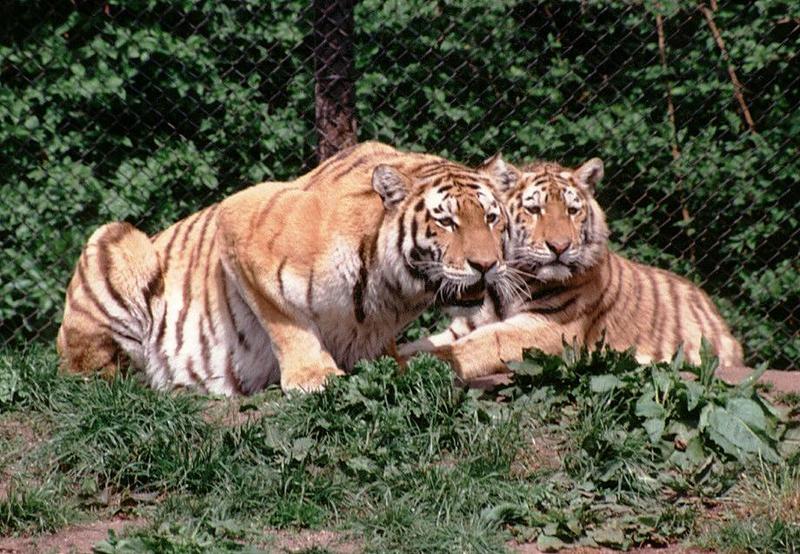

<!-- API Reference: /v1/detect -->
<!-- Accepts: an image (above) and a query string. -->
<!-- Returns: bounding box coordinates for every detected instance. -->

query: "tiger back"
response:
[398,156,744,379]
[57,141,513,393]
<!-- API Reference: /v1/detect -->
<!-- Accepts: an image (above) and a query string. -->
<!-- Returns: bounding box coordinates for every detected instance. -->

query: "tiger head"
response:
[484,157,609,283]
[371,158,513,307]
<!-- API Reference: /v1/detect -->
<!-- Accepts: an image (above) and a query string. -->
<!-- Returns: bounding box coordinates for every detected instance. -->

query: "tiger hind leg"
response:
[57,222,163,379]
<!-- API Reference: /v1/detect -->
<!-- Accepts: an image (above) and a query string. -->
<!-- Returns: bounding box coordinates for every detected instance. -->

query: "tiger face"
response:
[372,161,510,307]
[486,157,609,282]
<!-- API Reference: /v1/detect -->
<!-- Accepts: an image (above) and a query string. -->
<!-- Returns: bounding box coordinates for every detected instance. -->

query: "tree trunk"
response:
[313,0,358,162]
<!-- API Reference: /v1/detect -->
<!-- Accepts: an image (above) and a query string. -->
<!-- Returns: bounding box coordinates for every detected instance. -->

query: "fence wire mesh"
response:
[1,0,798,368]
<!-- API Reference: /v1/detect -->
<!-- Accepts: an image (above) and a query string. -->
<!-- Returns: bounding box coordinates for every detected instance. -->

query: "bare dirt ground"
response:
[260,528,361,553]
[0,524,361,554]
[0,516,143,554]
[715,366,800,395]
[510,545,714,554]
[0,415,46,504]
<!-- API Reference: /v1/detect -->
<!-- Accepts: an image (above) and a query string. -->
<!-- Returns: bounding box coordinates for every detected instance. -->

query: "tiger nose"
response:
[467,259,497,275]
[546,240,571,255]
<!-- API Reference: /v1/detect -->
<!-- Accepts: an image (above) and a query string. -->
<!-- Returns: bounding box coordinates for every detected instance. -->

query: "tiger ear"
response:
[479,153,520,194]
[575,157,604,193]
[372,164,410,210]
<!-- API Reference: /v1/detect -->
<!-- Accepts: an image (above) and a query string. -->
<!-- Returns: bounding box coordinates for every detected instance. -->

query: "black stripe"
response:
[66,302,135,342]
[172,212,206,352]
[201,259,214,339]
[585,254,623,343]
[396,210,407,257]
[686,290,707,353]
[528,284,572,302]
[179,210,203,253]
[255,188,290,229]
[174,209,214,354]
[76,258,129,331]
[277,258,287,301]
[488,286,505,320]
[218,264,249,351]
[198,321,212,380]
[185,358,206,390]
[583,204,595,244]
[647,269,663,360]
[306,266,317,317]
[155,305,167,348]
[141,270,164,314]
[630,262,645,346]
[330,154,373,184]
[352,238,369,323]
[614,257,633,317]
[96,226,133,315]
[668,277,682,357]
[174,269,192,353]
[693,289,722,354]
[526,296,577,315]
[200,214,219,338]
[159,221,182,276]
[224,351,245,395]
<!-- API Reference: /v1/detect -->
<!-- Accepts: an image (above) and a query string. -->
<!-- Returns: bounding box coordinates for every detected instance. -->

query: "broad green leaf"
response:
[590,524,627,548]
[643,418,666,443]
[635,393,666,419]
[684,380,704,412]
[590,374,623,393]
[725,397,769,432]
[537,534,566,552]
[704,405,780,463]
[507,359,543,377]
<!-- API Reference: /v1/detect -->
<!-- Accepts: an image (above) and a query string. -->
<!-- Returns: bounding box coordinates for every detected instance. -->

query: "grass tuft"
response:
[0,483,72,536]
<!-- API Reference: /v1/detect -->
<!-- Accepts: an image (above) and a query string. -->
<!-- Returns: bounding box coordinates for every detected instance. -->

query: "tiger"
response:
[398,156,745,380]
[56,141,514,394]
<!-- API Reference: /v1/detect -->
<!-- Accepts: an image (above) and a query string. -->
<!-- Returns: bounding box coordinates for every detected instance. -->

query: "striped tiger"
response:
[398,156,744,379]
[56,141,514,394]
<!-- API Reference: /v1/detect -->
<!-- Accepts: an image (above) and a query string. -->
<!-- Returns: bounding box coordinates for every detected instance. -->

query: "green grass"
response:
[0,483,72,536]
[698,464,800,553]
[0,343,797,552]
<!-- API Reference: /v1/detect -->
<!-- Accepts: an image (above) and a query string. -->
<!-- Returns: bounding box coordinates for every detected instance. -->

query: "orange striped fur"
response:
[57,142,513,393]
[399,157,744,379]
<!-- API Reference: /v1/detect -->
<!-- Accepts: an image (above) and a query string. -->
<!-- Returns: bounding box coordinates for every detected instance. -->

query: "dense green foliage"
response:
[1,345,797,550]
[1,0,798,366]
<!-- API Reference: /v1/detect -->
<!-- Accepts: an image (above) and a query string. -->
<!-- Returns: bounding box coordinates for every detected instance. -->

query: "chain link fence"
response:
[1,0,798,368]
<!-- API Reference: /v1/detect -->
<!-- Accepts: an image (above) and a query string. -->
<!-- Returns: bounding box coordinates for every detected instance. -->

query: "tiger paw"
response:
[281,366,345,393]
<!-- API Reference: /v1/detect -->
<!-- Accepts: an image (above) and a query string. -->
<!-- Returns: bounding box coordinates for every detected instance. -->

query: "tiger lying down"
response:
[57,142,514,394]
[399,156,744,380]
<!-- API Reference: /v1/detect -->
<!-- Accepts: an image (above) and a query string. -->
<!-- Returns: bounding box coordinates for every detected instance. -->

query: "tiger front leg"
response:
[243,291,344,392]
[408,314,582,381]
